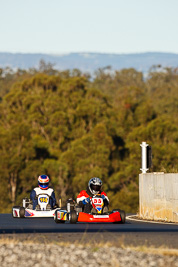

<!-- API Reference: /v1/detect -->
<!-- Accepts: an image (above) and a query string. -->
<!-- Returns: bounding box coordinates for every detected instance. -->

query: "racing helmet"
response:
[88,177,102,195]
[38,175,50,190]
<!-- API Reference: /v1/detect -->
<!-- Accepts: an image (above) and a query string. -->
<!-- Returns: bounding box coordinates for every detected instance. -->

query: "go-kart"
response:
[12,194,59,218]
[54,194,126,224]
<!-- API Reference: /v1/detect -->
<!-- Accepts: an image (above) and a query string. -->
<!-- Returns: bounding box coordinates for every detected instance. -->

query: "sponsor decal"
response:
[14,210,18,217]
[96,207,102,212]
[57,211,67,220]
[93,215,109,218]
[25,210,34,217]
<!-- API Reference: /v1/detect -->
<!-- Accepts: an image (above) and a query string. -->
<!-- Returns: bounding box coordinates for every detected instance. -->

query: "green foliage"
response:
[0,66,177,213]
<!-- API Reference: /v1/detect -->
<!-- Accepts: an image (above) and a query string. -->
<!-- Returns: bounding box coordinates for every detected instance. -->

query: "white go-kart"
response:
[12,194,61,218]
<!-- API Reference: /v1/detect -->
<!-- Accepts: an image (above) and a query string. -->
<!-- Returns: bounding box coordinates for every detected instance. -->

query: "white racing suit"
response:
[30,187,56,210]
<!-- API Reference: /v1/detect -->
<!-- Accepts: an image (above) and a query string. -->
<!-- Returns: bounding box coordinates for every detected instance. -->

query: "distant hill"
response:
[0,52,178,73]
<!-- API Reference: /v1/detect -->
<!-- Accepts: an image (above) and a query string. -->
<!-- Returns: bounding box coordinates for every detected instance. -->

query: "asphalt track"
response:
[0,214,178,248]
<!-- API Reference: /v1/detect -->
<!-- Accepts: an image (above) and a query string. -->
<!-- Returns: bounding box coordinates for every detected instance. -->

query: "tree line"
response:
[0,63,177,213]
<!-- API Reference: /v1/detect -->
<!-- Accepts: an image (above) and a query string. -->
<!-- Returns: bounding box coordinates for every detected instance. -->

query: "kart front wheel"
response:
[19,207,25,218]
[120,210,126,224]
[112,209,126,224]
[70,210,78,224]
[12,206,20,218]
[54,210,65,224]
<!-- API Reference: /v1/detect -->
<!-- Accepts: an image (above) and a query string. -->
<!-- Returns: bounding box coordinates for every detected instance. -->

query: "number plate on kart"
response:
[93,215,109,218]
[39,197,48,203]
[92,198,103,205]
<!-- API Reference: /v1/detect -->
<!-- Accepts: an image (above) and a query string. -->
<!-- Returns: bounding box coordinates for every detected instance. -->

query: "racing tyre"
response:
[70,210,78,224]
[19,207,25,218]
[12,206,20,218]
[112,209,126,224]
[54,210,65,224]
[119,210,126,224]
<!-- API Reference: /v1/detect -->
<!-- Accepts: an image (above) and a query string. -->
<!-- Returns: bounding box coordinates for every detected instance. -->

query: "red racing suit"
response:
[76,187,109,213]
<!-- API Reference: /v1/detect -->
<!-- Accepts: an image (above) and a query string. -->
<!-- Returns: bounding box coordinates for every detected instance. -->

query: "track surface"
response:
[0,214,178,248]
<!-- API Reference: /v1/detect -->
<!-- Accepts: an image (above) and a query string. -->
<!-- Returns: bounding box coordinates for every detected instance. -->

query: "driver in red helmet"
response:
[76,177,109,213]
[30,175,56,210]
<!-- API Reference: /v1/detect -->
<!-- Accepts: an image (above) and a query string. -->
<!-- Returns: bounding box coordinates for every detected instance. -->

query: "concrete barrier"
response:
[139,173,178,223]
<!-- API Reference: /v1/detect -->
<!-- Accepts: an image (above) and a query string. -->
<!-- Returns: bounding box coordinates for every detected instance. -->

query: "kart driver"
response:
[30,175,57,210]
[76,177,109,213]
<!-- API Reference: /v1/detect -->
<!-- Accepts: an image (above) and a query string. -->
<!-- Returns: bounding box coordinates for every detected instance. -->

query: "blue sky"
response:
[0,0,178,54]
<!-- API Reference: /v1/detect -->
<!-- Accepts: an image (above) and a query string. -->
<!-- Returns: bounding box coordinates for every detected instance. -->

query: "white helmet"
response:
[88,177,102,195]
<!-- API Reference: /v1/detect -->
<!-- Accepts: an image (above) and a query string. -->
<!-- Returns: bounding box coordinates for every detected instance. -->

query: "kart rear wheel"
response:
[19,207,25,218]
[70,210,78,224]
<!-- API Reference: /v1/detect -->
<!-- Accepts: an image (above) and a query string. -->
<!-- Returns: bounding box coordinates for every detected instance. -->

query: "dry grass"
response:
[0,236,177,257]
[0,237,19,244]
[122,245,178,257]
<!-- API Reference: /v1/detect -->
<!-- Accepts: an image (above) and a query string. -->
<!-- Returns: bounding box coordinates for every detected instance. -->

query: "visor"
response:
[38,182,49,189]
[91,184,101,192]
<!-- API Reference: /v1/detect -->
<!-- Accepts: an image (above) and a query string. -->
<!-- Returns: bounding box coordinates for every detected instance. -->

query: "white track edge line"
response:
[126,215,178,225]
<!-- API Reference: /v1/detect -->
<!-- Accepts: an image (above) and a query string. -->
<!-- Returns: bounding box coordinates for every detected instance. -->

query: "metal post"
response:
[140,141,149,173]
[67,202,70,213]
[23,199,26,208]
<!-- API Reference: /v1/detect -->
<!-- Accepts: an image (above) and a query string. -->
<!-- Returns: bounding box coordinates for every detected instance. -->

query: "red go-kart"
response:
[54,195,126,224]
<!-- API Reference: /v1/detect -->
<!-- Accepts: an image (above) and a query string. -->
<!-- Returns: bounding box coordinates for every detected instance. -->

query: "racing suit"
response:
[76,186,109,213]
[30,187,56,210]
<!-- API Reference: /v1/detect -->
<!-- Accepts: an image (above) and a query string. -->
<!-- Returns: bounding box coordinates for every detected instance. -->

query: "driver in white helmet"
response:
[30,175,57,210]
[76,177,109,213]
